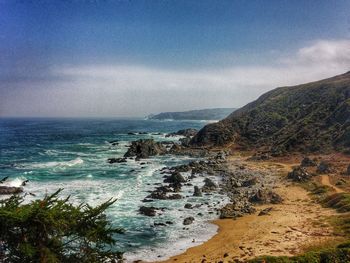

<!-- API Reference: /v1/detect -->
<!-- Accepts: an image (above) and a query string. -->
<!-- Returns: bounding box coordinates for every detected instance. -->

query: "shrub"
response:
[0,190,123,263]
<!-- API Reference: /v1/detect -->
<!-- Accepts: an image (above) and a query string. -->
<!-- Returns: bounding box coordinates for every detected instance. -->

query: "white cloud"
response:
[2,39,350,117]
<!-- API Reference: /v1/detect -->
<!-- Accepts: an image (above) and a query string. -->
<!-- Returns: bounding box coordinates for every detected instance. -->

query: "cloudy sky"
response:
[1,0,350,117]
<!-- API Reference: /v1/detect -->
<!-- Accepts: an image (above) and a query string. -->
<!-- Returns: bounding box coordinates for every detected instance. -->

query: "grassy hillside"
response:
[191,72,350,155]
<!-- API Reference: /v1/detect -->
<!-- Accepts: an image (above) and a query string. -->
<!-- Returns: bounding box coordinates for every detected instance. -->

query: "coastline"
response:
[155,157,345,263]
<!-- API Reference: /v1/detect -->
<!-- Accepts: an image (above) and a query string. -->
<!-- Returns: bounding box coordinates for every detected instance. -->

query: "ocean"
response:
[0,118,229,261]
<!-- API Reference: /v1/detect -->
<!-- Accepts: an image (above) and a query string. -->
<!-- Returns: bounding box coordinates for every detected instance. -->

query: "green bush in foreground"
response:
[0,190,123,263]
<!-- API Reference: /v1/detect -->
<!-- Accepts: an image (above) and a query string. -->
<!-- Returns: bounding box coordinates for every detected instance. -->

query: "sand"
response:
[154,156,347,263]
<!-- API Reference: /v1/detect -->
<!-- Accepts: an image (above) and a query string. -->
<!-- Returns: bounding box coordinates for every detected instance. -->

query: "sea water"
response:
[0,118,229,261]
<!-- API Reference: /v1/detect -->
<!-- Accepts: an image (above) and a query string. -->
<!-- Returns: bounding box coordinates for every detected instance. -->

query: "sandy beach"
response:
[156,156,349,263]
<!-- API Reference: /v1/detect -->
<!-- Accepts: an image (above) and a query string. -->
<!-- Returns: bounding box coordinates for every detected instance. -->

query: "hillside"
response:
[191,71,350,155]
[147,108,236,120]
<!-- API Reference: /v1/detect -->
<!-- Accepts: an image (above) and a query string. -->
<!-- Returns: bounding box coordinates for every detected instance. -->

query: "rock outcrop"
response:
[166,128,198,137]
[0,186,23,195]
[124,139,167,159]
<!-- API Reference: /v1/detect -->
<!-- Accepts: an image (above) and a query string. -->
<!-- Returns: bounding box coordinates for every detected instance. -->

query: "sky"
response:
[1,0,350,117]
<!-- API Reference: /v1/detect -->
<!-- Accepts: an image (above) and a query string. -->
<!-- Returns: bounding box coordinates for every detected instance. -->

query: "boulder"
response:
[201,178,217,192]
[139,206,158,217]
[193,186,202,197]
[183,217,195,225]
[316,161,333,174]
[107,157,127,164]
[164,172,186,184]
[220,202,256,219]
[167,194,183,200]
[249,189,283,204]
[300,157,317,167]
[184,203,193,209]
[124,139,167,158]
[258,207,273,216]
[242,177,258,187]
[288,166,311,182]
[0,186,23,195]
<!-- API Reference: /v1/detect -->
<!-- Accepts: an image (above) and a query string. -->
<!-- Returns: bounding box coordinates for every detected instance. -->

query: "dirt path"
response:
[320,175,344,193]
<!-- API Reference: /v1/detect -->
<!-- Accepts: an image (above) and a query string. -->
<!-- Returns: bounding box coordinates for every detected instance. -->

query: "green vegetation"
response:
[0,190,123,263]
[191,71,350,154]
[249,244,350,263]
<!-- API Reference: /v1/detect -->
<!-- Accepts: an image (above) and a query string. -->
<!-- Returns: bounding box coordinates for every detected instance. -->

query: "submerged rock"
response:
[184,203,193,209]
[139,206,158,217]
[183,216,195,225]
[107,157,127,164]
[193,186,202,197]
[124,139,167,159]
[0,186,23,195]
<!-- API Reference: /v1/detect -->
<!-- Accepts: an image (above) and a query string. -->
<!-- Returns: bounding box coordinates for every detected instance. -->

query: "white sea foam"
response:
[5,176,27,187]
[30,157,84,169]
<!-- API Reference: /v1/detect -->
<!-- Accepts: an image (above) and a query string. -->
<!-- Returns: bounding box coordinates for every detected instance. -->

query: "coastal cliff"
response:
[191,71,350,155]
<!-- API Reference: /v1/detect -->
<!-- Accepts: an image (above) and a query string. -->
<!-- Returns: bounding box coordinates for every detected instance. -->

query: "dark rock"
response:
[242,177,258,187]
[220,202,256,219]
[139,206,158,217]
[167,194,182,200]
[179,137,191,147]
[288,166,311,182]
[109,140,119,146]
[258,207,273,216]
[193,186,202,197]
[347,164,350,175]
[107,157,127,164]
[124,139,167,158]
[128,132,137,135]
[300,157,317,167]
[201,178,217,192]
[164,172,186,184]
[183,217,195,225]
[0,186,23,195]
[153,222,167,227]
[316,161,333,174]
[166,128,198,137]
[249,189,283,204]
[184,203,193,209]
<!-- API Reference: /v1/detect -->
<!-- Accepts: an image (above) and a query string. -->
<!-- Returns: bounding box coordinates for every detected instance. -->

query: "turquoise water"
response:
[0,118,229,261]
